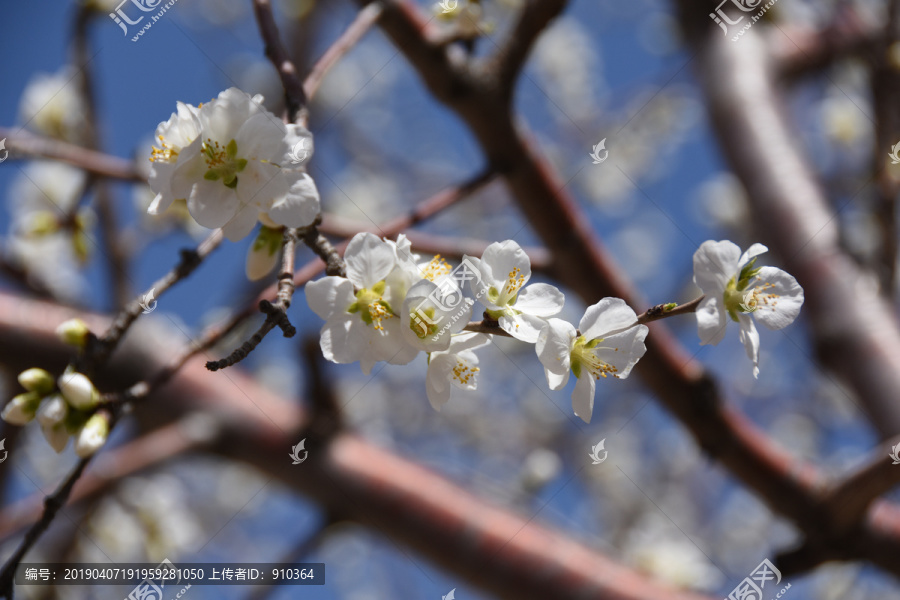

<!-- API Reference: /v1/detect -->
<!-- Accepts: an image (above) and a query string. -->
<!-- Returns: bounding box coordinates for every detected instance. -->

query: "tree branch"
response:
[490,0,569,95]
[0,127,143,182]
[0,294,713,600]
[253,0,307,123]
[302,2,384,102]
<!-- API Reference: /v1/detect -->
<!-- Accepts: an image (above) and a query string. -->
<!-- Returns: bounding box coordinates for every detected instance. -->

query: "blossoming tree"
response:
[0,0,898,599]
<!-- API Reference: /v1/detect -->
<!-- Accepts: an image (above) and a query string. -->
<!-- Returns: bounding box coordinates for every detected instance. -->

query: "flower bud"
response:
[37,394,68,427]
[55,319,91,348]
[58,372,99,410]
[17,368,55,395]
[75,413,109,457]
[41,422,69,454]
[1,392,41,425]
[245,226,281,281]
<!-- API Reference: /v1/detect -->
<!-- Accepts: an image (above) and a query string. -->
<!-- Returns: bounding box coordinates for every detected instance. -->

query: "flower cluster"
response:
[307,235,650,421]
[1,319,110,457]
[306,236,804,422]
[146,88,321,247]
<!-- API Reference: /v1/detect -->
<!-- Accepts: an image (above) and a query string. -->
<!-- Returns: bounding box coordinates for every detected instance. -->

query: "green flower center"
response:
[570,335,619,380]
[409,306,440,339]
[201,138,248,189]
[347,281,394,331]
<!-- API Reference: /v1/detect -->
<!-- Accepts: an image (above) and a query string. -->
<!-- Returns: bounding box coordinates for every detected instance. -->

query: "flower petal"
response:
[344,232,395,289]
[580,297,639,340]
[185,178,239,229]
[572,374,596,423]
[591,324,649,380]
[305,277,355,320]
[446,332,491,354]
[693,240,741,294]
[462,255,494,307]
[739,243,768,267]
[738,313,761,378]
[235,160,287,208]
[481,240,531,289]
[535,318,575,390]
[147,192,173,216]
[499,312,546,343]
[265,172,320,228]
[426,354,455,411]
[514,283,565,317]
[222,203,260,242]
[319,317,366,365]
[696,295,728,345]
[750,266,804,330]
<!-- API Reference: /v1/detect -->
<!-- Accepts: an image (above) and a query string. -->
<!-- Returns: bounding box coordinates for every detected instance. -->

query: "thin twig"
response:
[206,229,298,371]
[635,296,703,325]
[253,0,307,123]
[299,218,346,277]
[0,457,91,596]
[303,2,384,102]
[92,229,224,369]
[463,319,512,337]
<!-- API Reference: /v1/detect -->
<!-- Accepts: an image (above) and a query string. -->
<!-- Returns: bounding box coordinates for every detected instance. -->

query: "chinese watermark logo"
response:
[0,439,7,464]
[0,139,8,164]
[110,0,181,42]
[890,443,900,465]
[288,139,311,164]
[126,558,188,600]
[710,0,780,41]
[290,439,308,465]
[889,142,900,165]
[139,288,157,314]
[725,558,789,600]
[438,0,458,14]
[589,139,608,164]
[442,588,456,600]
[410,258,483,343]
[588,439,607,464]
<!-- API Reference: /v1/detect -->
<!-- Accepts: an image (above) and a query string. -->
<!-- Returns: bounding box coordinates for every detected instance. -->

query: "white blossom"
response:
[464,240,564,343]
[306,232,419,374]
[536,298,648,423]
[6,162,90,299]
[425,332,490,411]
[693,240,804,377]
[401,278,473,352]
[18,68,87,141]
[148,88,320,241]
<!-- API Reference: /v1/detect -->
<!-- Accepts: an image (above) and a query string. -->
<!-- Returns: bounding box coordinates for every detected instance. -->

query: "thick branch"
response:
[364,0,900,577]
[0,292,712,600]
